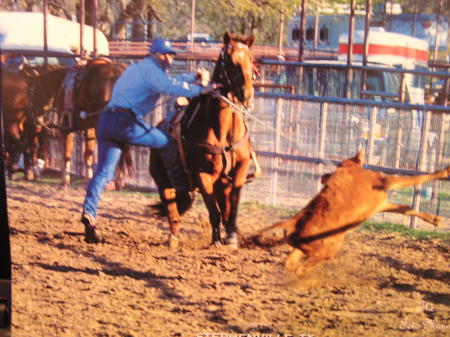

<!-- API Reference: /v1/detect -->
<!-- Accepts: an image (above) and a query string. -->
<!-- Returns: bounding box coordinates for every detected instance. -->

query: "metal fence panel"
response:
[44,94,450,230]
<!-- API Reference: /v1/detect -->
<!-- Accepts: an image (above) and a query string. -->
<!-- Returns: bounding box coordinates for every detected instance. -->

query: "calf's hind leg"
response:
[383,167,450,190]
[379,201,443,227]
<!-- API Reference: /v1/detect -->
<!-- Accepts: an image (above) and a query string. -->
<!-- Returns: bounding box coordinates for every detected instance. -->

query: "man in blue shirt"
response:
[81,37,218,243]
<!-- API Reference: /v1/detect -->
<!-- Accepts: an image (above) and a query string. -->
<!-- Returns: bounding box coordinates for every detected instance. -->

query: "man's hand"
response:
[196,67,210,87]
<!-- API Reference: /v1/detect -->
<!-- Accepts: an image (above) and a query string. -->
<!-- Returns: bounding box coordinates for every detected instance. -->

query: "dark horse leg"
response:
[198,172,222,246]
[218,184,243,248]
[23,120,42,181]
[5,121,25,180]
[5,138,23,180]
[217,161,249,249]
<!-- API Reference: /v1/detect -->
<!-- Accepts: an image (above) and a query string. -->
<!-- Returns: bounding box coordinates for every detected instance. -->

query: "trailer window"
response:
[384,71,400,93]
[413,65,427,89]
[319,25,329,44]
[306,26,314,41]
[366,72,383,92]
[292,28,300,41]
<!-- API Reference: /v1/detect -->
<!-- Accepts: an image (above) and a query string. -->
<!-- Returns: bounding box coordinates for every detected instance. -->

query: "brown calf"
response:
[261,150,449,276]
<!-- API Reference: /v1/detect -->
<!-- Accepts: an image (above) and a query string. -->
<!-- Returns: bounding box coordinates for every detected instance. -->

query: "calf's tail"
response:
[248,218,297,248]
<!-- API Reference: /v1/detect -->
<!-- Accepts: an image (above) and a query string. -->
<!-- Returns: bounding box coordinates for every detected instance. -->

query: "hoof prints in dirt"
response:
[7,179,450,337]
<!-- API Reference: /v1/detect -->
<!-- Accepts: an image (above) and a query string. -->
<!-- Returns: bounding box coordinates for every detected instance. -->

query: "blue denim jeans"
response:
[82,108,168,218]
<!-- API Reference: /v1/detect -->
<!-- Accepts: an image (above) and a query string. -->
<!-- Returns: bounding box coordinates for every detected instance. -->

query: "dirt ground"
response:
[6,174,450,337]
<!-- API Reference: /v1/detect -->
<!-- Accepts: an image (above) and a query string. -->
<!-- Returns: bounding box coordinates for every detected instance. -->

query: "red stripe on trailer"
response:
[339,43,429,62]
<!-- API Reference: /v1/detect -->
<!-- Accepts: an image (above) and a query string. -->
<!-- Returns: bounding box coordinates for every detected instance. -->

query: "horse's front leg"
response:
[84,128,96,179]
[198,172,222,246]
[219,160,250,249]
[222,185,243,248]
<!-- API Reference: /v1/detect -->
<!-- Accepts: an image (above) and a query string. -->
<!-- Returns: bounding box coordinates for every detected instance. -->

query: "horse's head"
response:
[212,32,255,108]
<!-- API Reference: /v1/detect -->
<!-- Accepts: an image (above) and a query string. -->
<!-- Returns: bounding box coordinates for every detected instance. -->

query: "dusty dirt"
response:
[6,174,450,337]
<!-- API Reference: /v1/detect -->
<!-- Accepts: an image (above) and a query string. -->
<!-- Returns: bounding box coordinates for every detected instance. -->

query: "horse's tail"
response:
[176,190,196,215]
[149,147,195,216]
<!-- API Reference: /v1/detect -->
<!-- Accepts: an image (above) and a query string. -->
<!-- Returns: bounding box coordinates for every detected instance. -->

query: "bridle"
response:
[215,43,251,104]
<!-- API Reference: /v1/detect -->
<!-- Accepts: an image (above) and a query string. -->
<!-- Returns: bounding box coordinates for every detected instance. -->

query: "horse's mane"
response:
[229,34,248,44]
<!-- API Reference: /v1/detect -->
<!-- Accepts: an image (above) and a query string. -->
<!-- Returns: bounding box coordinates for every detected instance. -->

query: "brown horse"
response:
[150,32,258,248]
[1,67,30,179]
[26,66,71,178]
[1,63,58,180]
[54,59,132,188]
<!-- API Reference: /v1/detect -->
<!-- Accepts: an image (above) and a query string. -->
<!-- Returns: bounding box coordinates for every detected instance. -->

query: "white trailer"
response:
[338,27,429,104]
[0,11,109,66]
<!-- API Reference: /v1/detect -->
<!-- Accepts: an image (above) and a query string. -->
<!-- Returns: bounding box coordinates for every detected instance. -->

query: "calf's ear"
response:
[246,35,255,47]
[321,173,331,185]
[224,32,232,45]
[352,149,365,165]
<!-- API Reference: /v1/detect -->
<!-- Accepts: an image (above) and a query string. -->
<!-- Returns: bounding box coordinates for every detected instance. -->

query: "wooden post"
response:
[431,112,447,203]
[410,110,431,228]
[92,0,98,58]
[412,0,418,37]
[298,66,304,95]
[317,102,328,192]
[298,0,307,62]
[432,0,443,63]
[80,0,85,58]
[399,72,406,102]
[345,0,356,99]
[313,10,319,51]
[367,106,377,164]
[260,64,266,93]
[361,0,371,94]
[278,11,285,56]
[271,97,283,204]
[394,123,403,169]
[190,0,196,52]
[43,0,48,67]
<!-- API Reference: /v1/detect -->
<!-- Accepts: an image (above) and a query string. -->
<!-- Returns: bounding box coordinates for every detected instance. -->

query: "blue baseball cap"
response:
[150,37,177,55]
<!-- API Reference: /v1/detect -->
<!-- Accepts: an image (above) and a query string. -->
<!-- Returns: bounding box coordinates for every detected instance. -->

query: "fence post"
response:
[410,109,431,229]
[394,121,403,169]
[367,106,377,164]
[317,102,328,192]
[270,97,283,204]
[431,113,448,204]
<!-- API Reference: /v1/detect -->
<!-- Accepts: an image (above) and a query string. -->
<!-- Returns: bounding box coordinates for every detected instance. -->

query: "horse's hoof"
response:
[59,183,69,191]
[212,240,222,248]
[225,232,239,250]
[25,169,34,181]
[168,234,179,249]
